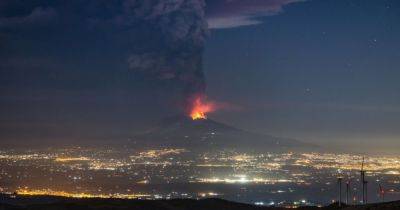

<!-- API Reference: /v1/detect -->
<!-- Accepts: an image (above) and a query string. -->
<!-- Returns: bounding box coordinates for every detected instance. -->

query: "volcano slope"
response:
[131,116,315,152]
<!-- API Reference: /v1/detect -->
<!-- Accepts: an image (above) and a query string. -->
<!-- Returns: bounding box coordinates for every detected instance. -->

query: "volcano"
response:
[131,116,314,151]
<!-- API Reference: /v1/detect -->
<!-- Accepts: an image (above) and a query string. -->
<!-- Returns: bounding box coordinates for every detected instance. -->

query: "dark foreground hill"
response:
[1,196,400,210]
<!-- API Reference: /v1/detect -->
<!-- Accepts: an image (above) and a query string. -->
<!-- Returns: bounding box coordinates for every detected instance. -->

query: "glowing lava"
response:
[189,96,216,120]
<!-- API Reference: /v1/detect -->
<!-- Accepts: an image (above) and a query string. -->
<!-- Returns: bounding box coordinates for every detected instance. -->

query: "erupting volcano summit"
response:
[189,96,216,120]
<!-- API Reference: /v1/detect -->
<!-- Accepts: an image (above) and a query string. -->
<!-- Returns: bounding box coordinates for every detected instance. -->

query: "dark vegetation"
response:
[1,195,399,210]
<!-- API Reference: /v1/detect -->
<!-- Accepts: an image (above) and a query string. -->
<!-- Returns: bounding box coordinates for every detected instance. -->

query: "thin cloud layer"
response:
[205,0,306,29]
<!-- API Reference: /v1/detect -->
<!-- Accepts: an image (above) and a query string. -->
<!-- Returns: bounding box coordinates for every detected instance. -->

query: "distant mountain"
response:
[130,115,315,151]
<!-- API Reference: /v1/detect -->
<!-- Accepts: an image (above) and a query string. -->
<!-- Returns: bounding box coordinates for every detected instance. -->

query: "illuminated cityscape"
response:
[1,148,399,206]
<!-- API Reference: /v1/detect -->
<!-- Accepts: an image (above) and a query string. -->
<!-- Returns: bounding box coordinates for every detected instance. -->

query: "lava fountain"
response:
[189,96,216,120]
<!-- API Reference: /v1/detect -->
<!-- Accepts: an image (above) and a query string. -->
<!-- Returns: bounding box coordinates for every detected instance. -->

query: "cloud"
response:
[207,15,263,29]
[205,0,306,29]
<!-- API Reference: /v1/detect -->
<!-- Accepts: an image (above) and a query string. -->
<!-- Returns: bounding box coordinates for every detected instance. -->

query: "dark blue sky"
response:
[205,0,400,151]
[1,0,399,151]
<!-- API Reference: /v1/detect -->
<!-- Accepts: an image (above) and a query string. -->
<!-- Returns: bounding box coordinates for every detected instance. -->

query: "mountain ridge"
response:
[131,115,316,151]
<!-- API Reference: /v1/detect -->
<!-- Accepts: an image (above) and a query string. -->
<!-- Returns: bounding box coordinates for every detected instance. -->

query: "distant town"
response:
[1,148,399,207]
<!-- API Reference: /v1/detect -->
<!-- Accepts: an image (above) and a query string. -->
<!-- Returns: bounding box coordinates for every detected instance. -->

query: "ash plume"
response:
[0,0,209,115]
[123,0,209,111]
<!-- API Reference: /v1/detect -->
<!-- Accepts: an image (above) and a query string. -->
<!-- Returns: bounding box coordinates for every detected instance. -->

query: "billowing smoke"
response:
[0,0,210,116]
[4,0,299,119]
[123,0,209,112]
[0,0,310,142]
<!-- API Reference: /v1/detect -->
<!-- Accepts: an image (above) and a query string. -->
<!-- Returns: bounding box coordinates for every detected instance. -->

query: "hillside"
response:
[1,196,399,210]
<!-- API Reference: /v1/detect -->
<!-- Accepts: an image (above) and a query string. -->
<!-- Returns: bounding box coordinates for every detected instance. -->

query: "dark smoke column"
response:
[125,0,209,112]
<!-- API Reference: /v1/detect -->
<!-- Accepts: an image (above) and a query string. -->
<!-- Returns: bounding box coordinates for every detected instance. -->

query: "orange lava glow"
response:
[190,96,215,120]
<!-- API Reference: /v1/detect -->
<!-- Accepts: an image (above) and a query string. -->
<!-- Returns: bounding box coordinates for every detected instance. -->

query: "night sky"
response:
[1,0,399,152]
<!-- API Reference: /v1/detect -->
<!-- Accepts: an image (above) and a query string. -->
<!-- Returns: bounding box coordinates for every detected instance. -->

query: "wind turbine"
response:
[337,176,343,207]
[360,157,367,204]
[346,179,351,205]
